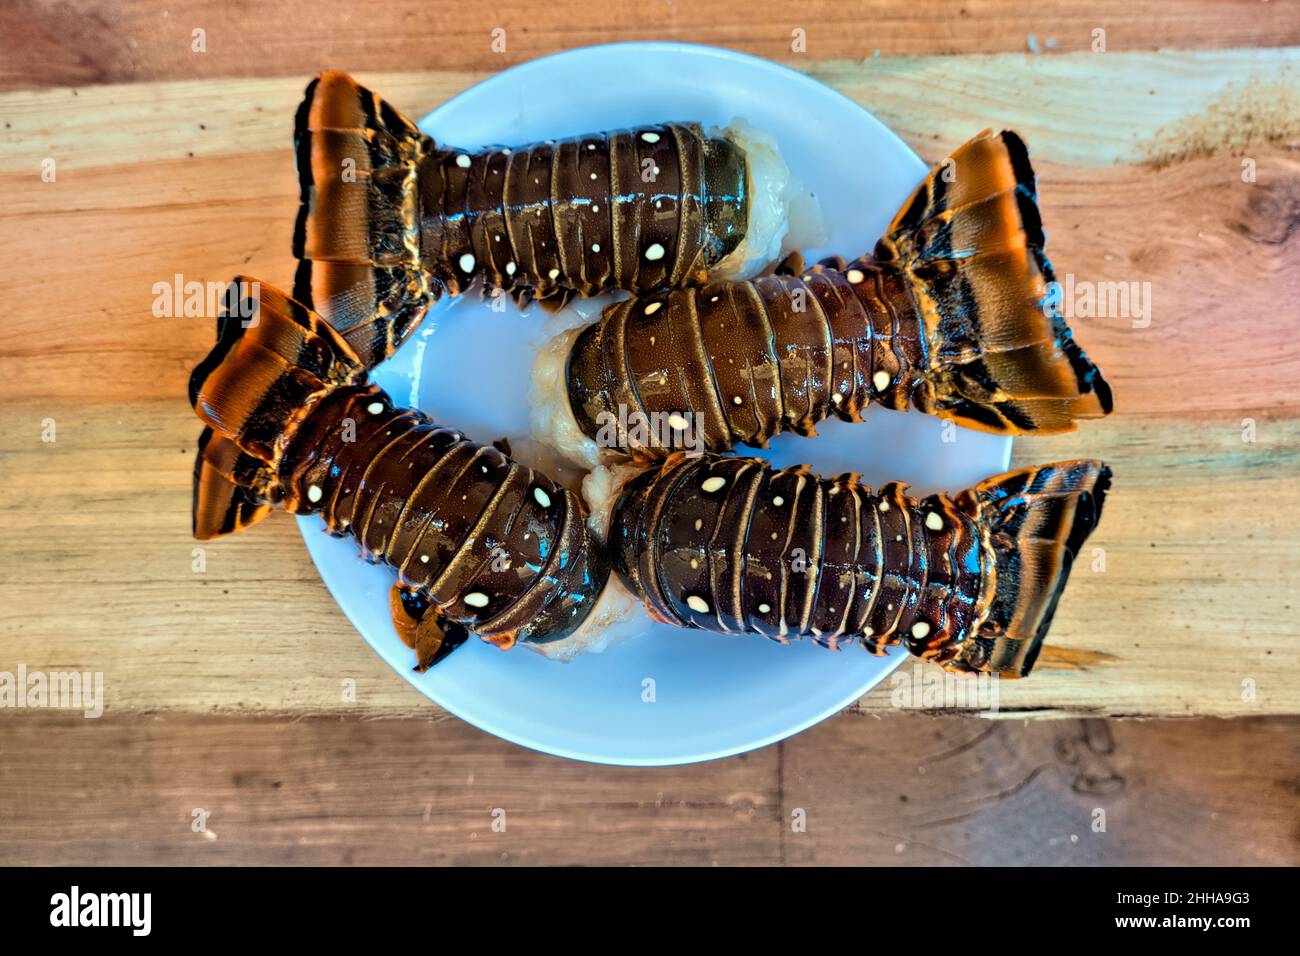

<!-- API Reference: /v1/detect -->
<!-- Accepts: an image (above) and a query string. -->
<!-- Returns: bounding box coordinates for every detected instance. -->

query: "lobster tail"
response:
[878,130,1113,435]
[189,278,367,538]
[292,72,439,368]
[954,460,1111,676]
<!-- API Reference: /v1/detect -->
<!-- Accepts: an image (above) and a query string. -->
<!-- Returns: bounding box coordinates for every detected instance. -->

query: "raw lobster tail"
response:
[548,129,1113,464]
[951,460,1112,676]
[293,72,439,368]
[607,453,1109,677]
[292,72,793,370]
[189,279,611,668]
[877,129,1113,434]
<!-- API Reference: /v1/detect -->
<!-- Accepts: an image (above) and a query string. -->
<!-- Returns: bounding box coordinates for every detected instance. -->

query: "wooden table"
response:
[1,2,1296,865]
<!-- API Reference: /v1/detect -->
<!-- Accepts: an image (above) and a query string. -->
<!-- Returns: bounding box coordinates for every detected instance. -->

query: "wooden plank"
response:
[4,50,1295,175]
[2,399,1295,719]
[3,1,1297,92]
[781,713,1300,865]
[1,50,1296,719]
[0,713,1293,865]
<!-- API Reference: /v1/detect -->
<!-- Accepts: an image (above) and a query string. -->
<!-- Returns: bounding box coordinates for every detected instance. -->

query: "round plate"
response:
[298,42,1011,765]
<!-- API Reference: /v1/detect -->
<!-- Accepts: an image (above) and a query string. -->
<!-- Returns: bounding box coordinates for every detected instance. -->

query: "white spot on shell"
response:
[420,554,429,564]
[644,302,661,316]
[758,603,771,614]
[307,484,323,503]
[846,268,865,283]
[589,172,597,180]
[878,500,890,512]
[694,518,703,531]
[591,243,601,253]
[925,512,943,531]
[459,253,475,273]
[464,592,489,608]
[733,395,743,405]
[455,154,471,168]
[587,143,596,150]
[533,487,552,508]
[367,401,384,414]
[911,621,931,639]
[645,243,666,261]
[701,476,726,493]
[873,370,891,392]
[686,595,710,614]
[641,131,661,143]
[548,268,560,280]
[831,393,843,405]
[667,414,689,430]
[773,496,784,506]
[505,261,516,276]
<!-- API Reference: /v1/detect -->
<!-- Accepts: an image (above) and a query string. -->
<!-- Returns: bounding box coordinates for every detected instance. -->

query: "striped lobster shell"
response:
[559,129,1113,461]
[609,452,1111,676]
[293,72,751,367]
[190,279,609,670]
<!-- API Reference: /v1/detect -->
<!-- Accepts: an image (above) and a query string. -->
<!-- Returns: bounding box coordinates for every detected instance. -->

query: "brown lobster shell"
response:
[609,452,1111,677]
[190,279,609,670]
[293,72,752,368]
[560,130,1113,461]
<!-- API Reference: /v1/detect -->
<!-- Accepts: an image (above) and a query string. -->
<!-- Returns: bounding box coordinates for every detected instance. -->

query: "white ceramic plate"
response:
[298,43,1011,765]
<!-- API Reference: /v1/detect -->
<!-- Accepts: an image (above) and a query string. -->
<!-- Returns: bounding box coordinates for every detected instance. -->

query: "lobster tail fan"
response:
[193,426,273,539]
[293,71,440,368]
[955,460,1111,676]
[188,279,367,539]
[879,130,1113,435]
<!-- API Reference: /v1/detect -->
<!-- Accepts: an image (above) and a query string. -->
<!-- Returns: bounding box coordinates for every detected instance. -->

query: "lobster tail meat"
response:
[605,453,1110,677]
[536,129,1113,465]
[292,72,822,368]
[189,278,613,669]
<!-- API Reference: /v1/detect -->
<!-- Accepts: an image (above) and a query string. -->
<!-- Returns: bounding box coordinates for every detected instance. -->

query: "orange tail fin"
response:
[292,72,440,368]
[878,130,1113,434]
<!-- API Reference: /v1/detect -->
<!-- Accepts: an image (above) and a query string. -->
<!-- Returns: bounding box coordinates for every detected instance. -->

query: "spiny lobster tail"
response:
[188,279,367,539]
[878,130,1113,435]
[955,460,1111,676]
[292,72,439,368]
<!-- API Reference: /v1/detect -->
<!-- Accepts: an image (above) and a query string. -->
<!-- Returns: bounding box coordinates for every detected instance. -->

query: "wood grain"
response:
[0,712,1293,865]
[1,42,1297,720]
[3,1,1298,91]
